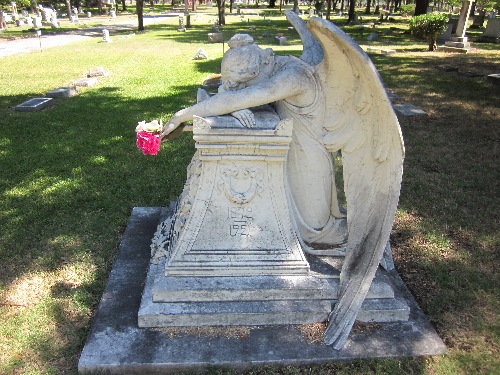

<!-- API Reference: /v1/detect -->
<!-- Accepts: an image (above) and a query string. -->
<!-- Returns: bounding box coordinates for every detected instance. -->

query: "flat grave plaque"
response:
[14,97,53,112]
[393,104,427,116]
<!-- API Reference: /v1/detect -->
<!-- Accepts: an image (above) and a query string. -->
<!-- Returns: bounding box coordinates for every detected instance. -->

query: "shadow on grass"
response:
[0,84,201,372]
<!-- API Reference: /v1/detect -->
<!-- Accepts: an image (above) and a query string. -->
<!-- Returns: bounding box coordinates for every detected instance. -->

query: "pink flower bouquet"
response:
[135,120,163,155]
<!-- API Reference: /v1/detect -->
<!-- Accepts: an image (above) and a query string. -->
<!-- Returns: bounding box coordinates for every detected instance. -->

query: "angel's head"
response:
[221,34,275,91]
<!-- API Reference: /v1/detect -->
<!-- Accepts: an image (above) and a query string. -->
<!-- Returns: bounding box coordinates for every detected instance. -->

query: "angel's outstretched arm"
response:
[160,64,309,139]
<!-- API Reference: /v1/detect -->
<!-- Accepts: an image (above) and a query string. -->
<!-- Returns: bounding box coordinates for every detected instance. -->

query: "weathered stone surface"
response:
[78,207,447,374]
[151,12,406,349]
[393,104,427,116]
[381,49,396,54]
[208,32,223,43]
[87,66,109,77]
[74,77,97,87]
[46,86,77,98]
[14,97,53,112]
[162,114,310,277]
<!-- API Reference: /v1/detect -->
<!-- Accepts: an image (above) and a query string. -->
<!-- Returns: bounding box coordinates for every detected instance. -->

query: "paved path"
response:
[0,15,179,58]
[0,33,95,58]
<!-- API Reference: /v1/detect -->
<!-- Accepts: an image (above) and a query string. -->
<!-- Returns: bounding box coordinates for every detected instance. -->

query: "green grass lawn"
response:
[0,9,499,375]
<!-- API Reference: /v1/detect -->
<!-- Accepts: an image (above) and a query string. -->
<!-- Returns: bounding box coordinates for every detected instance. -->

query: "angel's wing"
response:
[287,11,405,349]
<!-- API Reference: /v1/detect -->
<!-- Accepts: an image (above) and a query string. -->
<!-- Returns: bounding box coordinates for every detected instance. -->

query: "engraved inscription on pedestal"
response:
[162,112,309,276]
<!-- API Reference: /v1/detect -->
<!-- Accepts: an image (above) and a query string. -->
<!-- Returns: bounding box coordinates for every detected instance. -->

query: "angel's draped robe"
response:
[274,63,347,247]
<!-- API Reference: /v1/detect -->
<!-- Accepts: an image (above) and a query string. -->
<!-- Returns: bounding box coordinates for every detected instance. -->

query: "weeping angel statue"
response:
[161,11,404,349]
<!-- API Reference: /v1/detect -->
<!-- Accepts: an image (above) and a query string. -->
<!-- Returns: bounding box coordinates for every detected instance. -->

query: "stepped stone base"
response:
[438,36,477,53]
[139,252,410,328]
[78,207,447,374]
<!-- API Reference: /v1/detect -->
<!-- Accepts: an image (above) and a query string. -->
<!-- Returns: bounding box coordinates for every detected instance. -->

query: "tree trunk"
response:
[365,0,371,14]
[192,0,197,12]
[171,0,176,7]
[230,0,233,13]
[137,0,145,31]
[293,0,299,13]
[414,0,429,16]
[216,0,225,24]
[347,0,356,22]
[121,0,127,10]
[65,0,72,20]
[326,0,332,19]
[268,0,276,8]
[98,0,103,15]
[427,36,436,51]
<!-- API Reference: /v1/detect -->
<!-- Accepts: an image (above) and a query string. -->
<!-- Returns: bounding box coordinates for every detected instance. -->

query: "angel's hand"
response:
[231,109,255,128]
[160,117,181,141]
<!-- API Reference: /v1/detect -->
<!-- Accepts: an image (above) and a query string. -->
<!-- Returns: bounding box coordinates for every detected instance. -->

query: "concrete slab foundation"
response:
[78,207,446,374]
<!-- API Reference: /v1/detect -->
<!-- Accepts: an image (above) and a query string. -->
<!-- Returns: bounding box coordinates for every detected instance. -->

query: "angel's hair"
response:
[227,34,254,48]
[222,35,275,85]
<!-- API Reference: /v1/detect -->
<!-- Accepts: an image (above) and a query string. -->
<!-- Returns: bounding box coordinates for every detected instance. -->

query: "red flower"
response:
[136,131,160,155]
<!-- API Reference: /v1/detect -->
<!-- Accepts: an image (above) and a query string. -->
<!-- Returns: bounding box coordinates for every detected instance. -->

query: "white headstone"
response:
[102,29,111,42]
[33,16,42,28]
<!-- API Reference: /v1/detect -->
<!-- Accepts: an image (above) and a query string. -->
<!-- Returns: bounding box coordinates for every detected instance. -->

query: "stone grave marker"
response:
[439,0,476,52]
[192,48,208,60]
[437,23,453,43]
[208,31,223,43]
[386,90,399,101]
[275,33,287,45]
[393,104,427,116]
[102,29,111,42]
[14,97,53,112]
[178,15,186,32]
[479,18,500,43]
[74,77,98,87]
[87,66,110,77]
[381,48,396,54]
[46,87,77,98]
[79,12,446,373]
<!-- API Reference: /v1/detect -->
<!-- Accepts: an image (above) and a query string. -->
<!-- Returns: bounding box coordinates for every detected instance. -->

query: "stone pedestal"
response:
[164,113,309,277]
[138,110,410,329]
